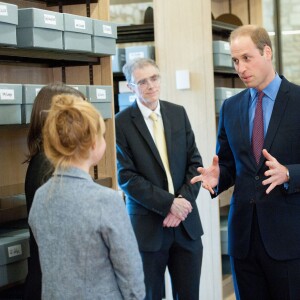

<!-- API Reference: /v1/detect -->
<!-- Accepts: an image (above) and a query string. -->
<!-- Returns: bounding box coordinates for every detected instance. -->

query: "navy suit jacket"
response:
[115,100,203,252]
[216,76,300,260]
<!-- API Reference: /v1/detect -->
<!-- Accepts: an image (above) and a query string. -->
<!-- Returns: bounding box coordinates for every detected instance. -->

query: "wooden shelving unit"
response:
[0,0,116,294]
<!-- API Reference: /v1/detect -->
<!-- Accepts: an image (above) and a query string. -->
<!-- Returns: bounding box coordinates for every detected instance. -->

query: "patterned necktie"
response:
[252,91,265,164]
[149,112,174,194]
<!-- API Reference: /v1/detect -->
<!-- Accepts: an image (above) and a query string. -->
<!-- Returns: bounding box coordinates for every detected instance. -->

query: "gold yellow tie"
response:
[149,112,174,194]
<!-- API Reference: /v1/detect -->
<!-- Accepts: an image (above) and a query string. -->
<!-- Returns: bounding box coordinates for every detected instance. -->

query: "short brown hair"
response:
[229,24,272,56]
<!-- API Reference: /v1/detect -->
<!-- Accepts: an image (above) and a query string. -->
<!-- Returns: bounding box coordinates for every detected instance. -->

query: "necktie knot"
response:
[149,112,158,122]
[257,91,264,103]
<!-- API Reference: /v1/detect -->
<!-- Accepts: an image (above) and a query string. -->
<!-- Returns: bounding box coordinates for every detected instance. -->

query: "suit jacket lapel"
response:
[160,101,172,161]
[130,101,166,169]
[239,90,253,156]
[263,77,289,156]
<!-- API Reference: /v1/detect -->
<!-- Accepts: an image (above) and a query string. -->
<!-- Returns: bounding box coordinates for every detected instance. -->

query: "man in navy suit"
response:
[192,25,300,299]
[116,58,203,300]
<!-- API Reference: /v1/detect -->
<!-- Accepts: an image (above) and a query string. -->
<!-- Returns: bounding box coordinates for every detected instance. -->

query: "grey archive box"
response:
[92,19,117,55]
[22,84,44,124]
[125,45,155,63]
[0,2,18,46]
[213,40,233,68]
[0,229,30,288]
[63,13,93,53]
[214,87,235,113]
[17,8,64,50]
[112,48,126,73]
[0,84,22,125]
[68,85,87,97]
[87,85,113,119]
[118,92,136,111]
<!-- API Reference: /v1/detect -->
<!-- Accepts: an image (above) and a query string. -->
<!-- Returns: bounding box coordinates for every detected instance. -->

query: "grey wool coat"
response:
[29,167,145,300]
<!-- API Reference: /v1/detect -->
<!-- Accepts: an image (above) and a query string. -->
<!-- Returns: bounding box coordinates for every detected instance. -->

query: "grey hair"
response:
[122,58,159,83]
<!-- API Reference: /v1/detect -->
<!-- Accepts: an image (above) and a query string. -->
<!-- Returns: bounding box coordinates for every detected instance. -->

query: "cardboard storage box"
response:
[118,81,131,93]
[220,216,228,255]
[92,19,117,55]
[0,2,18,46]
[68,85,87,97]
[86,85,113,119]
[118,92,136,111]
[63,13,93,53]
[112,48,126,73]
[214,87,235,113]
[234,88,245,95]
[0,229,29,287]
[17,8,63,50]
[22,84,44,124]
[213,40,233,68]
[0,84,22,125]
[0,194,27,225]
[125,45,155,63]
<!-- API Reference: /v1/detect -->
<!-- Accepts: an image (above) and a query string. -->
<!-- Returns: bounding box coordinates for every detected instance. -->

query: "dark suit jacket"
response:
[116,100,203,252]
[24,151,52,300]
[216,76,300,260]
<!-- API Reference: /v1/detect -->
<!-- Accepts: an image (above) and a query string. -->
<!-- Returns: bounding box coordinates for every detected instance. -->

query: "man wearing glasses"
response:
[115,58,203,300]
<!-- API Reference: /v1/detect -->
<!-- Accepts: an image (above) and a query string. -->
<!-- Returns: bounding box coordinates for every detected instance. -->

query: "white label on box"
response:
[96,89,106,100]
[0,89,14,100]
[75,19,86,30]
[44,14,57,26]
[224,43,230,51]
[0,5,8,16]
[35,88,41,96]
[8,244,22,258]
[129,95,136,103]
[129,52,145,60]
[103,25,112,35]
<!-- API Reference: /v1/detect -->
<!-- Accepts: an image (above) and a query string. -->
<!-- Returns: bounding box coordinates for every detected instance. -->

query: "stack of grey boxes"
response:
[0,193,29,288]
[0,3,117,125]
[0,1,116,288]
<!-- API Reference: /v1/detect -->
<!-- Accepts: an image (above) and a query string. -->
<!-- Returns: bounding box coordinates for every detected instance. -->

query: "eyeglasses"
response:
[130,75,160,89]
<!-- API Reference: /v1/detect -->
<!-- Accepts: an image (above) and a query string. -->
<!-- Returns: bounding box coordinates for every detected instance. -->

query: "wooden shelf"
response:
[212,20,238,36]
[214,66,236,75]
[29,0,98,5]
[0,47,102,67]
[117,24,154,43]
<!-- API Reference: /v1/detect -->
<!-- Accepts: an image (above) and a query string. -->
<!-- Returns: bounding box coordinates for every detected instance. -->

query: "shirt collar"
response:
[136,98,162,119]
[250,73,281,103]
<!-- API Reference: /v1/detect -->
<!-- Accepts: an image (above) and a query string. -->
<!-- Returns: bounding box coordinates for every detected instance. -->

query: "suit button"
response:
[255,176,259,180]
[250,199,255,204]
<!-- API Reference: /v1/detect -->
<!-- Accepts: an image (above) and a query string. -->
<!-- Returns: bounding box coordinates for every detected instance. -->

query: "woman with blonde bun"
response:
[28,94,145,300]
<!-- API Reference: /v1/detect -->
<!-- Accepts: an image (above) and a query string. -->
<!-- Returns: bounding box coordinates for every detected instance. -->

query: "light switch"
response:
[176,70,190,90]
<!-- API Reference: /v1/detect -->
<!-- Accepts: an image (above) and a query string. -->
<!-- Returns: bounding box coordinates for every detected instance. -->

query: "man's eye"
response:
[139,80,146,86]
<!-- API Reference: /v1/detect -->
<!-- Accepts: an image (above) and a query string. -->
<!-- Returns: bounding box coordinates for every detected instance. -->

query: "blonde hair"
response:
[43,94,105,170]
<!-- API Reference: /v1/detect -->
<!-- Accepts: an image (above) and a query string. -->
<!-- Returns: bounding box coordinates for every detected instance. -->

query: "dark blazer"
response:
[24,151,52,300]
[116,100,203,252]
[216,76,300,260]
